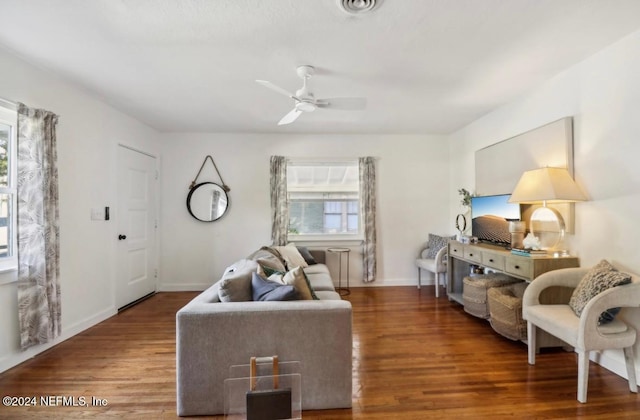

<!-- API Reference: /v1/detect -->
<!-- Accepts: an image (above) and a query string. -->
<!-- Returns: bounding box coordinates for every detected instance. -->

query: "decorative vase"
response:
[508,221,526,249]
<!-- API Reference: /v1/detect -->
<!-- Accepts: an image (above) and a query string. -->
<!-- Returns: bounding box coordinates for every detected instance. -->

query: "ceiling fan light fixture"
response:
[337,0,379,15]
[257,64,367,125]
[295,101,316,112]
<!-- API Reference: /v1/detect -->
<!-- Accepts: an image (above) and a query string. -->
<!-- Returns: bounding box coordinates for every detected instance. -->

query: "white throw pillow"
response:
[274,243,308,269]
[258,265,315,300]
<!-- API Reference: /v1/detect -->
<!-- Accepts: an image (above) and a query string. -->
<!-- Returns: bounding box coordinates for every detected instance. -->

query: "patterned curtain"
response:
[359,157,377,282]
[16,103,61,351]
[270,156,289,246]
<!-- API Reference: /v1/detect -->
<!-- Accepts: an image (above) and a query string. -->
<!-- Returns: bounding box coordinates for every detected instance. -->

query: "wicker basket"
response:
[488,282,528,340]
[462,273,520,319]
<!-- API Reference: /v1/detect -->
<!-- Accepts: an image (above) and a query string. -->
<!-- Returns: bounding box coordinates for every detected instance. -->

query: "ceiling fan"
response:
[256,65,367,125]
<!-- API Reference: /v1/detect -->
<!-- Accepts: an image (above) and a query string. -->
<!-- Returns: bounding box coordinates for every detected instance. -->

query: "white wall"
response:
[448,30,640,381]
[159,133,450,291]
[0,46,160,372]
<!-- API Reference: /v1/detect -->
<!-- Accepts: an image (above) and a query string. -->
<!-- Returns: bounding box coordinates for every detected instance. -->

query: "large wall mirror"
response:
[187,182,229,222]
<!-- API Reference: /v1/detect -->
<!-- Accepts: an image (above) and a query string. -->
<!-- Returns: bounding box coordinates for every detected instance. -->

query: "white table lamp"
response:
[508,167,586,252]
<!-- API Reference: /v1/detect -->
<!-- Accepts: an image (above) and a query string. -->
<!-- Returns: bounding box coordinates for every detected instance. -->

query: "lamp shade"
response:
[508,167,587,204]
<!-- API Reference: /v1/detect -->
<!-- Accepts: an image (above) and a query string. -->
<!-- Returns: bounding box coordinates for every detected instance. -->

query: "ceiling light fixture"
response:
[337,0,379,15]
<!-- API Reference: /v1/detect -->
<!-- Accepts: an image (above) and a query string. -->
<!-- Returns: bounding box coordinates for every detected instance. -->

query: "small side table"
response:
[328,248,350,296]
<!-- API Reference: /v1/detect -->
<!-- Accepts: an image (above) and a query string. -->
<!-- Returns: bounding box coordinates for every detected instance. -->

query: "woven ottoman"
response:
[462,273,520,319]
[488,281,528,340]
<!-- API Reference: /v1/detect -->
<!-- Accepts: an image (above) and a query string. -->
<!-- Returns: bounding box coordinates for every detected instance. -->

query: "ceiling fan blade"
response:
[256,80,295,98]
[316,97,367,110]
[278,108,302,125]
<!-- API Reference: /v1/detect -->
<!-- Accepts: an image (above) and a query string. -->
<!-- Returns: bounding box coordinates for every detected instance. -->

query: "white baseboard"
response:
[591,349,640,386]
[0,306,116,374]
[344,278,420,287]
[159,283,210,292]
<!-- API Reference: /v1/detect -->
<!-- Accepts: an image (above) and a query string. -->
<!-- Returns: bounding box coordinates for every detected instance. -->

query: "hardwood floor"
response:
[1,287,639,419]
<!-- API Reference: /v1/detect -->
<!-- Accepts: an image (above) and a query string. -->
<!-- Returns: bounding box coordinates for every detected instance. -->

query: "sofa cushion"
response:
[286,267,317,300]
[218,259,260,302]
[247,247,287,272]
[251,272,299,301]
[297,246,317,265]
[425,234,454,258]
[303,263,331,275]
[274,244,309,269]
[259,264,281,278]
[304,264,335,292]
[313,290,343,300]
[260,266,318,300]
[569,260,632,323]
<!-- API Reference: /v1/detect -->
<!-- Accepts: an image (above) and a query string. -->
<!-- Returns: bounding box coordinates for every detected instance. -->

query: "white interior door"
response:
[116,145,158,309]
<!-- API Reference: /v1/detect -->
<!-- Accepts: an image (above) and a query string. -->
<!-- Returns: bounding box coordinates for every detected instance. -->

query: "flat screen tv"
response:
[471,194,521,246]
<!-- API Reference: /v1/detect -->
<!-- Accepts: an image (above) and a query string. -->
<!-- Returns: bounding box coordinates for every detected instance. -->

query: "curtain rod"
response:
[287,158,359,164]
[286,157,379,164]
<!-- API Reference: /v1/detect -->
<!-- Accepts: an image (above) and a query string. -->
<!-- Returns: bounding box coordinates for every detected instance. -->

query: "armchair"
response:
[416,245,448,298]
[523,267,640,403]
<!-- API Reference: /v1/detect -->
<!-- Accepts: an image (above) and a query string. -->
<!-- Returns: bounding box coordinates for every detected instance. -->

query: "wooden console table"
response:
[447,240,580,349]
[447,240,579,305]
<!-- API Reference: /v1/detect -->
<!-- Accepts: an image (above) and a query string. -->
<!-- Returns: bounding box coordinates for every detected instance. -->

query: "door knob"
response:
[118,234,127,240]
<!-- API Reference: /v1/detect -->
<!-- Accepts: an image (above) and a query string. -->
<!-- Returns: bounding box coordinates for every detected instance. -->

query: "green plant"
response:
[458,188,473,208]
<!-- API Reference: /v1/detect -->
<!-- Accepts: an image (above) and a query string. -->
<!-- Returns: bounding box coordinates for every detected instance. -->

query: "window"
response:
[0,105,17,272]
[287,160,360,238]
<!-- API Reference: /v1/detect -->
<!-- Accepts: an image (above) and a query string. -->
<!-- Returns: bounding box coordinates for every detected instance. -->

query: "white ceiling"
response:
[1,0,640,134]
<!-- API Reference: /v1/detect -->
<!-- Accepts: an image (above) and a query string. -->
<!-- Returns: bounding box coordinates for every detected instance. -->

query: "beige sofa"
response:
[176,248,353,416]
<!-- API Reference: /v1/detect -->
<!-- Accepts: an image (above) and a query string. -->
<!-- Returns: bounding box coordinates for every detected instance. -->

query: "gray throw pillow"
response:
[218,259,260,302]
[568,260,632,323]
[296,246,317,265]
[425,234,454,259]
[251,272,299,301]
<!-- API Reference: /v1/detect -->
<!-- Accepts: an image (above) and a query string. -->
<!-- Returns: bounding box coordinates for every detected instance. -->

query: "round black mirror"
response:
[187,182,229,222]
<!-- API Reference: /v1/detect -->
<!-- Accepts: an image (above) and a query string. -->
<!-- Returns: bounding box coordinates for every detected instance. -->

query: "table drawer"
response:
[505,258,533,279]
[449,243,464,258]
[482,252,505,271]
[463,248,482,264]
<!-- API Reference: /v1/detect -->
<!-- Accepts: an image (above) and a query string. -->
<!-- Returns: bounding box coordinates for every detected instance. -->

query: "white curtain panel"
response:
[16,103,60,351]
[359,157,377,282]
[270,155,289,246]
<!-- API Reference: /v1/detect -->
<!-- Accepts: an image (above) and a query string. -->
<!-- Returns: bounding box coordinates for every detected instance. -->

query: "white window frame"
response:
[287,158,363,242]
[0,103,18,274]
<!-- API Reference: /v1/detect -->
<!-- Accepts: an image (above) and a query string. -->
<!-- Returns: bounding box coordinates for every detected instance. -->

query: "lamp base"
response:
[529,206,566,251]
[551,249,571,257]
